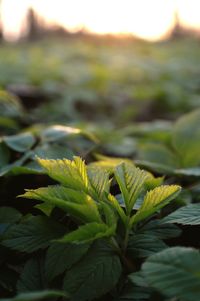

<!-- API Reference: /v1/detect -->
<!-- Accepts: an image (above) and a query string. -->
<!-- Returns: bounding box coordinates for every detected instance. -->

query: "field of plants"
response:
[0,36,200,301]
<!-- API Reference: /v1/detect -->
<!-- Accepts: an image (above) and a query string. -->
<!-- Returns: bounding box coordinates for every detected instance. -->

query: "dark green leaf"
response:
[142,247,200,301]
[2,216,66,253]
[139,220,181,239]
[63,245,122,301]
[45,242,90,281]
[57,222,115,244]
[128,234,167,258]
[163,203,200,225]
[3,133,36,153]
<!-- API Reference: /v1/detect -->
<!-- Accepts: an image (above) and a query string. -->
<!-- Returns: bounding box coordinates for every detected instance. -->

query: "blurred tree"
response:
[27,8,39,40]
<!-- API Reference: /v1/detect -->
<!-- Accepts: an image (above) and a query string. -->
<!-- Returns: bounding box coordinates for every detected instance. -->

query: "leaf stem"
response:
[122,216,131,253]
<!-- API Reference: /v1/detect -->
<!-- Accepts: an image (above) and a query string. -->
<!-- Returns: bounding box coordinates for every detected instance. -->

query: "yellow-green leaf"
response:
[130,185,181,226]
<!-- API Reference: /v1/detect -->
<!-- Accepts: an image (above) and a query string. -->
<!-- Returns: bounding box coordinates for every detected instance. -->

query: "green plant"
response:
[1,156,182,301]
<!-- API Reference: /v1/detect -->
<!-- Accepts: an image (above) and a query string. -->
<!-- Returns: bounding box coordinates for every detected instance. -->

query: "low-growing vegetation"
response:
[0,37,200,301]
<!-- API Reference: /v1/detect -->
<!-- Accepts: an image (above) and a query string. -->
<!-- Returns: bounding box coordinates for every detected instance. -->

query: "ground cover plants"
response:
[0,36,200,301]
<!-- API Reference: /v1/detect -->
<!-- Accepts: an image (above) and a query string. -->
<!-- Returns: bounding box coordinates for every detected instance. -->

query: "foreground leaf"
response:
[163,203,200,225]
[45,243,90,281]
[142,247,200,301]
[2,216,65,253]
[37,156,88,191]
[63,245,121,301]
[57,222,115,244]
[128,234,167,258]
[130,185,181,226]
[115,163,151,214]
[21,185,101,223]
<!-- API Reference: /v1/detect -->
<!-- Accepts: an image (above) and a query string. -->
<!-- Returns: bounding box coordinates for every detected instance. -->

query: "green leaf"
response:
[142,247,200,301]
[45,243,90,282]
[21,185,101,223]
[0,151,33,177]
[139,220,181,239]
[17,258,45,292]
[87,166,110,200]
[3,133,36,153]
[57,222,115,244]
[172,109,200,167]
[130,185,181,226]
[40,125,81,142]
[34,144,74,160]
[108,194,127,225]
[115,163,151,214]
[128,234,167,258]
[126,272,152,300]
[2,216,66,253]
[135,159,174,175]
[0,291,67,301]
[100,201,117,228]
[63,245,122,301]
[37,156,89,191]
[163,203,200,225]
[138,143,178,169]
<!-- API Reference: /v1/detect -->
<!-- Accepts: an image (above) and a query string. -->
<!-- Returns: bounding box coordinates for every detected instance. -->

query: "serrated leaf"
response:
[139,220,181,239]
[45,242,90,282]
[37,156,88,191]
[87,166,110,200]
[142,247,200,301]
[57,222,115,244]
[163,203,200,225]
[130,185,181,226]
[115,163,151,214]
[17,258,45,292]
[21,185,101,223]
[3,133,35,153]
[127,234,167,258]
[63,245,122,301]
[2,216,66,253]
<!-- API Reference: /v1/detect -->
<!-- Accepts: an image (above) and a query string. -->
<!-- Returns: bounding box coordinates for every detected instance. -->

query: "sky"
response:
[1,0,200,41]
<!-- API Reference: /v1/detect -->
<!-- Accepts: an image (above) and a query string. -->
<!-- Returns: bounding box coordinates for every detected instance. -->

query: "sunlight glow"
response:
[1,0,200,41]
